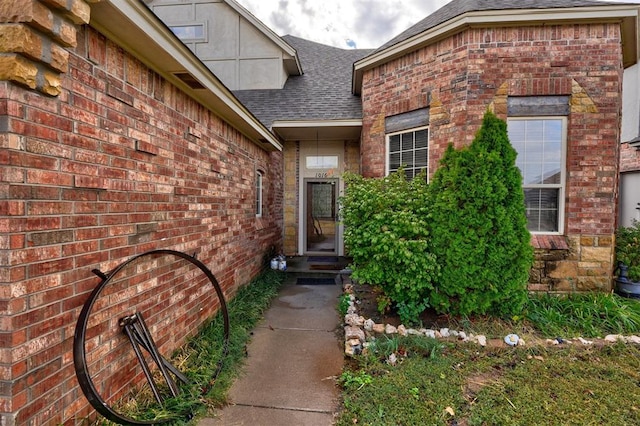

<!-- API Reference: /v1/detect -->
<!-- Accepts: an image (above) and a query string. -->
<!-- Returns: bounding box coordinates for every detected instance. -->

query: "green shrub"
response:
[427,110,533,317]
[616,220,640,281]
[340,170,439,324]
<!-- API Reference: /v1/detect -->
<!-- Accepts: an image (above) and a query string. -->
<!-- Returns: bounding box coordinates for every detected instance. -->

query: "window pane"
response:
[508,117,564,233]
[306,156,338,169]
[415,148,428,168]
[389,153,401,170]
[524,188,559,232]
[415,130,428,148]
[170,25,205,40]
[523,162,543,185]
[389,134,400,153]
[401,133,413,151]
[256,173,263,217]
[402,150,414,168]
[387,128,429,179]
[543,164,561,184]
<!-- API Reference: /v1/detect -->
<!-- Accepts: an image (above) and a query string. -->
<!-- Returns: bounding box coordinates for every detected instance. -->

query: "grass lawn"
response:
[337,292,640,425]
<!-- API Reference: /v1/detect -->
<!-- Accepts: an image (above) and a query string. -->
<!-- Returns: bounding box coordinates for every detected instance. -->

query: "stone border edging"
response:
[341,275,640,358]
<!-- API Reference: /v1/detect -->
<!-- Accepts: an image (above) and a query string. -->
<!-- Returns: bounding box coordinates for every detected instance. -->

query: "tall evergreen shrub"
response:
[340,170,438,324]
[428,111,533,317]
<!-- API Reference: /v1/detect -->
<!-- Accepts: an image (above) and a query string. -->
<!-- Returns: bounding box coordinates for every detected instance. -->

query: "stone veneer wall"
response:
[0,3,283,424]
[282,140,299,255]
[360,23,622,292]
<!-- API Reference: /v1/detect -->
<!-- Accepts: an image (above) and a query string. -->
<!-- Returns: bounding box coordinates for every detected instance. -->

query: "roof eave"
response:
[89,0,282,152]
[271,119,363,141]
[353,5,640,95]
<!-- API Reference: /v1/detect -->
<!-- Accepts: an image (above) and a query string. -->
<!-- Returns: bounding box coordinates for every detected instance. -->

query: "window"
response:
[256,171,263,217]
[386,127,429,179]
[306,156,338,170]
[169,24,206,42]
[507,118,566,233]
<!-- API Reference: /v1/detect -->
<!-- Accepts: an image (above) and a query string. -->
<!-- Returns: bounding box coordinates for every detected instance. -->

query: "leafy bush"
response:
[427,111,533,317]
[616,220,640,281]
[340,170,439,324]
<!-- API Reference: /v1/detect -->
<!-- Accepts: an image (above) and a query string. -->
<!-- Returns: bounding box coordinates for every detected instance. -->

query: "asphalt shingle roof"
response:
[375,0,635,53]
[234,35,373,128]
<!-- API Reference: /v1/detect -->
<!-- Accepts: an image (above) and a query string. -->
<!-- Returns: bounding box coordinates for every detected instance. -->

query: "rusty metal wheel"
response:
[73,249,229,425]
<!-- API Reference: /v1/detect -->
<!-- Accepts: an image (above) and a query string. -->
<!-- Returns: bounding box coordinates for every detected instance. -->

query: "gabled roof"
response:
[353,0,640,94]
[223,0,302,76]
[235,36,373,140]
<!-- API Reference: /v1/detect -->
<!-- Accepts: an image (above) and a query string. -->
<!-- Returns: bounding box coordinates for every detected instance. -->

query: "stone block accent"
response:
[0,0,90,95]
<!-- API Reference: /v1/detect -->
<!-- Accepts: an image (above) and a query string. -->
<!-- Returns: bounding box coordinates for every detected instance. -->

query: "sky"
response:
[235,0,631,50]
[235,0,451,49]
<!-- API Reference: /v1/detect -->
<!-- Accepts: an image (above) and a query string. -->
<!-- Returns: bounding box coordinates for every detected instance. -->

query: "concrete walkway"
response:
[199,257,345,425]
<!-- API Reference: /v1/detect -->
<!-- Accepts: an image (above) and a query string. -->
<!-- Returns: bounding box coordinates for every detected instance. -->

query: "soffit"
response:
[272,120,362,142]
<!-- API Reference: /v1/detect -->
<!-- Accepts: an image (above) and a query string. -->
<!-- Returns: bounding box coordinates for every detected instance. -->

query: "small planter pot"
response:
[616,278,640,299]
[615,262,640,299]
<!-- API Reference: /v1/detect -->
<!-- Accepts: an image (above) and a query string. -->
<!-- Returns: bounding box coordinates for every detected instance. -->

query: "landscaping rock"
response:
[345,338,362,356]
[476,335,487,347]
[627,335,640,344]
[372,323,385,334]
[605,334,624,343]
[345,326,366,342]
[387,353,398,366]
[344,314,365,326]
[385,324,398,334]
[364,318,375,332]
[397,325,408,336]
[424,329,436,339]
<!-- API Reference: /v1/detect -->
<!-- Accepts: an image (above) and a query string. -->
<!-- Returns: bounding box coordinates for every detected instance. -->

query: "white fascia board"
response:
[224,0,303,75]
[89,0,282,151]
[272,119,363,129]
[353,5,640,94]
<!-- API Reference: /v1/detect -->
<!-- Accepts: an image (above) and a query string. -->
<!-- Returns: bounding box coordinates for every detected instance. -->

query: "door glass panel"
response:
[306,181,337,253]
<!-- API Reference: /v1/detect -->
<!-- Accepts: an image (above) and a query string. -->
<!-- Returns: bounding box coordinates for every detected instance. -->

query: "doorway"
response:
[305,179,338,254]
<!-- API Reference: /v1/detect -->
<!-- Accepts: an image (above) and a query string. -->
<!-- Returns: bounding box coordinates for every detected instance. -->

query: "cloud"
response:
[238,0,448,49]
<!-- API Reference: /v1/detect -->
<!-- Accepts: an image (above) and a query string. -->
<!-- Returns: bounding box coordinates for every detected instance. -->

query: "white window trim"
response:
[256,171,263,218]
[508,116,567,235]
[385,126,430,179]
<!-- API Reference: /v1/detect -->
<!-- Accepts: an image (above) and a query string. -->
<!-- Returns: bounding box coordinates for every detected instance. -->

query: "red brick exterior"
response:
[0,23,283,425]
[361,23,623,292]
[621,143,640,173]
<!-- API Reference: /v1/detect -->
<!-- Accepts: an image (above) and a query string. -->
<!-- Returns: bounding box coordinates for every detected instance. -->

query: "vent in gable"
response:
[173,72,205,89]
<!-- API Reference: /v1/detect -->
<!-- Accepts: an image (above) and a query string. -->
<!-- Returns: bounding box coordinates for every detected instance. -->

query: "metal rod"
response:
[121,317,163,404]
[135,312,180,398]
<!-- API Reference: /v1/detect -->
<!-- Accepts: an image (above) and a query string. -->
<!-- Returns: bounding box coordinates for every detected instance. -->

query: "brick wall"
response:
[361,23,623,292]
[620,143,640,173]
[0,19,283,426]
